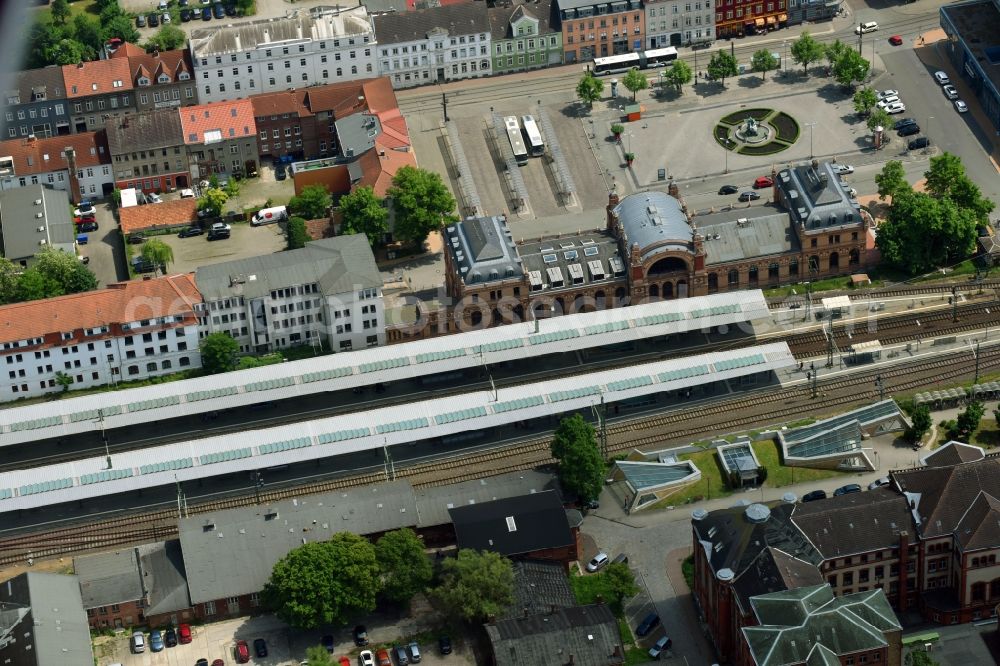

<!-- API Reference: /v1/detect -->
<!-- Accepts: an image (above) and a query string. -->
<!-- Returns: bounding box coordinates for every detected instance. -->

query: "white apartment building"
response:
[189,5,378,104]
[373,3,492,89]
[0,131,114,199]
[645,0,715,48]
[194,235,385,354]
[0,275,203,400]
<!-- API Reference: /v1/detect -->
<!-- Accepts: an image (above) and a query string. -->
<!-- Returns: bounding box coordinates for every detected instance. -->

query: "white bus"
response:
[521,115,544,157]
[504,116,528,166]
[593,52,641,75]
[642,46,679,68]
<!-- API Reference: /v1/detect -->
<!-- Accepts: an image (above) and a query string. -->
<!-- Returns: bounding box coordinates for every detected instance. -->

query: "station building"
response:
[940,0,1000,135]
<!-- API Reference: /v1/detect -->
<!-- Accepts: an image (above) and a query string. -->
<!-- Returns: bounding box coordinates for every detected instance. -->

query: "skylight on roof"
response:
[542,253,557,264]
[584,246,599,256]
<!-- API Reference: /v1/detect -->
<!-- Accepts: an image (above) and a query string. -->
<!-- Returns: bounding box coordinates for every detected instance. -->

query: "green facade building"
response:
[488,0,563,75]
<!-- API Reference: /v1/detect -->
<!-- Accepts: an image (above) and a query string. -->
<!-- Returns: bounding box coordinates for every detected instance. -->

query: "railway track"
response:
[765,279,1000,309]
[3,343,997,567]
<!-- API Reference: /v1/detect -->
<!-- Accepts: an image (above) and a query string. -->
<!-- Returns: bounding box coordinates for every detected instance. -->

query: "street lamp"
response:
[783,40,787,75]
[804,122,816,158]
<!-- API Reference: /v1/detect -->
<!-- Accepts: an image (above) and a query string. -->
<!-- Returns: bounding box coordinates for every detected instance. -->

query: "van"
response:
[855,21,878,34]
[251,205,288,226]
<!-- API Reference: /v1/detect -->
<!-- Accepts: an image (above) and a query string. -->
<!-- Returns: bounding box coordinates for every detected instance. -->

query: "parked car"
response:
[339,657,353,666]
[883,102,906,114]
[868,477,890,490]
[275,163,287,180]
[76,233,88,245]
[77,221,98,232]
[146,192,163,203]
[178,624,192,644]
[235,639,250,663]
[212,661,224,666]
[150,630,164,652]
[854,21,878,34]
[253,638,267,658]
[898,124,921,137]
[718,184,738,195]
[162,12,171,23]
[130,631,145,653]
[942,84,959,100]
[225,3,237,16]
[196,660,209,666]
[408,642,421,663]
[833,164,854,175]
[202,6,212,19]
[136,13,146,27]
[353,625,369,646]
[802,489,827,502]
[876,90,897,101]
[394,645,410,665]
[876,96,900,109]
[376,649,392,666]
[438,636,452,655]
[180,8,192,20]
[833,483,862,496]
[636,612,661,637]
[888,35,903,46]
[586,552,609,572]
[908,137,930,150]
[213,2,225,18]
[148,12,159,26]
[74,203,95,217]
[893,117,917,130]
[955,100,969,113]
[360,651,376,666]
[165,627,178,647]
[322,635,335,653]
[128,232,146,244]
[934,70,950,85]
[178,226,203,238]
[738,191,760,202]
[753,175,773,189]
[132,257,163,274]
[649,636,673,659]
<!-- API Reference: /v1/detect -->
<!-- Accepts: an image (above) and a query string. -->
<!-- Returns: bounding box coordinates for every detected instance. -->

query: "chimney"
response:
[605,188,619,232]
[668,180,680,198]
[568,654,575,665]
[77,62,84,68]
[811,158,819,172]
[63,146,81,204]
[234,34,241,51]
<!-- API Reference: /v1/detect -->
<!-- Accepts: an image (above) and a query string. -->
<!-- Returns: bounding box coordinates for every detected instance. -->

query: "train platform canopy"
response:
[0,290,771,447]
[850,340,882,354]
[778,400,906,472]
[820,296,852,311]
[0,342,794,513]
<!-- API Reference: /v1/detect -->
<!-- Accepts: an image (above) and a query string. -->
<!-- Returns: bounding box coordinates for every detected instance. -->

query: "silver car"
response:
[942,85,958,100]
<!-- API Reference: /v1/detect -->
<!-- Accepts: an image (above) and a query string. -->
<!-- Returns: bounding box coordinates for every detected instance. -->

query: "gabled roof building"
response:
[487,0,562,75]
[0,572,94,666]
[0,131,113,201]
[110,44,197,113]
[3,67,70,139]
[178,99,258,180]
[485,604,625,666]
[60,59,136,134]
[104,109,191,194]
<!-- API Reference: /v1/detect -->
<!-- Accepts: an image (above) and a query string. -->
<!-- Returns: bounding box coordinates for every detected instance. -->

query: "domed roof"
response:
[613,191,692,251]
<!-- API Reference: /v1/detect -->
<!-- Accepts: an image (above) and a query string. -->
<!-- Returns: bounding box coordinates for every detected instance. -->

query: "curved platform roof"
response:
[0,290,770,446]
[0,341,794,513]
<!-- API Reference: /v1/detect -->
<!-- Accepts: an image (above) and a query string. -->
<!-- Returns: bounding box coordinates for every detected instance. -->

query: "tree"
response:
[101,13,140,44]
[955,400,985,439]
[622,68,648,100]
[27,22,63,69]
[924,152,996,223]
[32,247,98,295]
[147,24,187,52]
[866,107,891,134]
[707,51,738,86]
[375,528,433,606]
[15,268,62,302]
[288,184,332,220]
[0,257,21,305]
[576,72,604,108]
[262,533,379,630]
[54,371,74,393]
[875,161,909,202]
[51,0,71,26]
[140,239,174,276]
[602,562,639,609]
[199,332,239,374]
[832,50,870,88]
[875,191,978,274]
[73,15,104,57]
[824,40,849,68]
[663,59,692,93]
[224,178,241,199]
[790,32,824,75]
[286,216,310,250]
[340,185,388,247]
[550,414,604,503]
[907,404,932,443]
[905,650,939,666]
[197,187,229,217]
[387,165,457,246]
[50,39,85,66]
[304,646,334,666]
[430,549,513,622]
[852,87,877,117]
[750,49,779,81]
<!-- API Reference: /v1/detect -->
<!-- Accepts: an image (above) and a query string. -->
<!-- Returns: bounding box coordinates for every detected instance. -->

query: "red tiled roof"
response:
[112,46,194,87]
[0,274,201,346]
[0,131,111,176]
[119,199,199,234]
[358,147,417,197]
[61,59,134,98]
[304,80,371,115]
[251,90,313,119]
[110,42,147,59]
[178,99,257,146]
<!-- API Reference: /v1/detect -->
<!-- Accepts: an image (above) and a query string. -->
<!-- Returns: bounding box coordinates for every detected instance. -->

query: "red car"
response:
[752,176,773,189]
[73,214,95,224]
[889,35,903,46]
[376,649,392,666]
[235,640,250,663]
[178,624,192,644]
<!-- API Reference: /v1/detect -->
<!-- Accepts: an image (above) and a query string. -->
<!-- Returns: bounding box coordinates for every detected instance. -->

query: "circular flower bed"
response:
[715,108,799,156]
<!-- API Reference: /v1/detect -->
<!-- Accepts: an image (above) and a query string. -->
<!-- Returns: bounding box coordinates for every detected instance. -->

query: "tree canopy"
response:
[141,239,174,276]
[375,528,433,606]
[263,533,380,630]
[197,188,229,218]
[866,107,891,134]
[286,216,310,250]
[622,68,648,100]
[32,247,98,295]
[908,405,932,443]
[576,72,604,108]
[924,152,995,223]
[824,40,849,67]
[750,50,779,80]
[662,59,692,93]
[339,186,389,247]
[790,32,824,75]
[831,49,870,88]
[388,166,457,245]
[875,190,977,274]
[430,549,514,622]
[199,332,239,374]
[852,87,877,117]
[289,184,333,220]
[875,161,909,202]
[147,24,187,52]
[550,414,605,503]
[707,51,738,85]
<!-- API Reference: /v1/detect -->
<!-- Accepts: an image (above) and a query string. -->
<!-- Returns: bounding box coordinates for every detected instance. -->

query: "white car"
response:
[211,222,231,232]
[360,651,376,666]
[586,552,609,572]
[868,476,890,490]
[883,102,906,114]
[876,96,900,108]
[876,89,898,101]
[162,12,170,23]
[179,188,195,198]
[955,100,968,113]
[934,70,950,85]
[833,164,854,175]
[855,21,878,34]
[942,85,958,100]
[130,631,145,654]
[146,192,163,203]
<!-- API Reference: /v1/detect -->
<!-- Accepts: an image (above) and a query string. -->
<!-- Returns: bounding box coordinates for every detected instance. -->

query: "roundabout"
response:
[715,108,800,157]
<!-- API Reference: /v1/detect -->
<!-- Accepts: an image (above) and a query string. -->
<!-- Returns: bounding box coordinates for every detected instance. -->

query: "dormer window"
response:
[178,71,190,81]
[158,74,170,83]
[138,77,150,86]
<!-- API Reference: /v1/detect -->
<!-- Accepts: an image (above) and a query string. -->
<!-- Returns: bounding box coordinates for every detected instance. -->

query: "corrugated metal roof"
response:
[0,290,770,446]
[0,342,793,513]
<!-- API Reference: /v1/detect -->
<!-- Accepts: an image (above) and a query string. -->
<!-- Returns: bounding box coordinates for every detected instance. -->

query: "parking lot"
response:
[154,222,286,274]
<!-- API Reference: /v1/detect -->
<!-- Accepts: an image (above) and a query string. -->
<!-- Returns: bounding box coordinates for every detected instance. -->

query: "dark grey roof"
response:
[195,234,381,301]
[444,216,524,287]
[504,560,577,619]
[732,547,825,615]
[363,0,409,14]
[775,161,863,234]
[486,603,624,666]
[613,190,693,261]
[9,67,66,105]
[414,470,559,528]
[373,2,491,44]
[336,112,382,158]
[894,455,1000,540]
[74,548,143,608]
[104,109,185,156]
[922,440,985,468]
[791,489,916,560]
[449,490,573,557]
[488,0,558,41]
[698,212,797,265]
[139,540,191,616]
[518,231,622,295]
[0,184,75,260]
[557,0,641,17]
[0,572,94,666]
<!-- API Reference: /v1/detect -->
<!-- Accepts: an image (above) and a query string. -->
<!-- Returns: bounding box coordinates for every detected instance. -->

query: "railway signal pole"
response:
[94,408,112,470]
[252,470,264,504]
[952,286,959,322]
[591,395,608,459]
[806,362,818,399]
[875,375,885,401]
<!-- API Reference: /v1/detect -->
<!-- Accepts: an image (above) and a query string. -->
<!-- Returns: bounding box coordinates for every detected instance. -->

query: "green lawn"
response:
[681,555,694,591]
[569,567,627,615]
[670,449,733,505]
[37,0,99,24]
[752,440,847,487]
